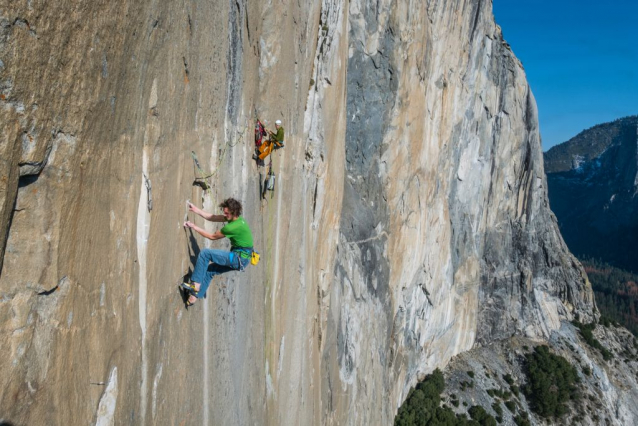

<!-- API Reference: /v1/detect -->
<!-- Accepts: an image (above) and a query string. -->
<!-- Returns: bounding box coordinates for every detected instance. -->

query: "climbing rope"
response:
[192,121,248,183]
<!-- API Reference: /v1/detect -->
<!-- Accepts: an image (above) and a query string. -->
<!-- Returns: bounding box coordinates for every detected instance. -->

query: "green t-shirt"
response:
[220,216,253,249]
[272,127,284,145]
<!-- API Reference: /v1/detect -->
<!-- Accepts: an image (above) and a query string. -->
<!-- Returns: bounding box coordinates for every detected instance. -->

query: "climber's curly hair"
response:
[219,198,243,217]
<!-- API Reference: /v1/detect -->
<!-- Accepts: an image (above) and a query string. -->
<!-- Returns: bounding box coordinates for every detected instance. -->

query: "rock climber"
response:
[181,198,254,306]
[253,119,285,161]
[270,119,285,150]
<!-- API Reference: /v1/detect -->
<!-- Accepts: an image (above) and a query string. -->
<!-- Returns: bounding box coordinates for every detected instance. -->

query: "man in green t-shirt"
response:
[182,198,253,306]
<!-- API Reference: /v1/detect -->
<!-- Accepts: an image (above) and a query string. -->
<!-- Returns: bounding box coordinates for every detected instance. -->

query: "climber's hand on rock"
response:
[184,221,194,229]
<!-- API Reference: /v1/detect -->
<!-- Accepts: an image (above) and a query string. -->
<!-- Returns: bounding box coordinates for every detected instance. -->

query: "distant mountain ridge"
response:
[545,115,638,173]
[545,115,638,272]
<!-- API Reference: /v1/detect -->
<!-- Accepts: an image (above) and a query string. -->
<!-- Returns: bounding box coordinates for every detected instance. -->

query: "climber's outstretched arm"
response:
[184,221,225,240]
[188,202,226,222]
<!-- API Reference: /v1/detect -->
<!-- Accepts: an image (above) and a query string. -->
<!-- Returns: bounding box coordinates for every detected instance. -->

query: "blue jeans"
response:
[190,249,249,298]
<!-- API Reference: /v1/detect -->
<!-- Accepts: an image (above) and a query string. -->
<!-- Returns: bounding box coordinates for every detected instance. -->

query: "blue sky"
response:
[493,0,637,150]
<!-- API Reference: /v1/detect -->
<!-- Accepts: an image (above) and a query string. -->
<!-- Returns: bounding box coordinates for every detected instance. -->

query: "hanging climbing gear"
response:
[191,151,211,195]
[266,168,276,191]
[191,122,247,192]
[261,163,276,200]
[251,251,260,265]
[255,119,267,148]
[253,119,268,166]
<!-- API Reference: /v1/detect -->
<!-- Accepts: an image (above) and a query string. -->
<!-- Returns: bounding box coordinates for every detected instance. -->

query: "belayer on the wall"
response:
[253,119,285,162]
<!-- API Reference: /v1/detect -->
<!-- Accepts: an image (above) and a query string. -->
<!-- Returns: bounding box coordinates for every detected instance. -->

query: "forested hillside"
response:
[582,259,638,336]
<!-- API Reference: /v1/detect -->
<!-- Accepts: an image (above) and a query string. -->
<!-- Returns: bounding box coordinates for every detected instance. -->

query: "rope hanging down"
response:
[191,125,247,181]
[190,122,248,203]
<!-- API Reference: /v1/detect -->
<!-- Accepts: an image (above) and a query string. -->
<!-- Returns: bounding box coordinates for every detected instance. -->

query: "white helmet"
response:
[275,120,282,125]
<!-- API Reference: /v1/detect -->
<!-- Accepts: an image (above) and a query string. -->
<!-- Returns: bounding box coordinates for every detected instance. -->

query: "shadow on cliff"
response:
[1,421,17,426]
[185,228,200,266]
[178,228,201,306]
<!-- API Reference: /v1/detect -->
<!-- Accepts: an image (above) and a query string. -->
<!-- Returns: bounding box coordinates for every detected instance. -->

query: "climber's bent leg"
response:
[258,142,274,160]
[190,249,238,298]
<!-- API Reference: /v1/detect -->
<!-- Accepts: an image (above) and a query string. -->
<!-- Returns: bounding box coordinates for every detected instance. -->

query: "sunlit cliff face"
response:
[0,1,594,425]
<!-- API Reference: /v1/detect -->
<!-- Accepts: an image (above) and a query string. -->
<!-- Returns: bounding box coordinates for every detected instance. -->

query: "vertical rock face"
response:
[320,1,595,422]
[0,0,595,425]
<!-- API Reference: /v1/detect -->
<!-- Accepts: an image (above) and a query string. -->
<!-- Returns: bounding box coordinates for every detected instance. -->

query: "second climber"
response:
[253,119,285,161]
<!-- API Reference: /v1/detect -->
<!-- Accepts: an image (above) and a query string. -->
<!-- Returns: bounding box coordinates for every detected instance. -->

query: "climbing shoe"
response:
[180,282,198,296]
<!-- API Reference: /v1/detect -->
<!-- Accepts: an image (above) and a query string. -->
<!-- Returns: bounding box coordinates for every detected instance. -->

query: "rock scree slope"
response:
[0,0,601,424]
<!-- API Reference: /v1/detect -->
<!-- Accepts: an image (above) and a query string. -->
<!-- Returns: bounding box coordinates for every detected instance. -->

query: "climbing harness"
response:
[231,247,260,269]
